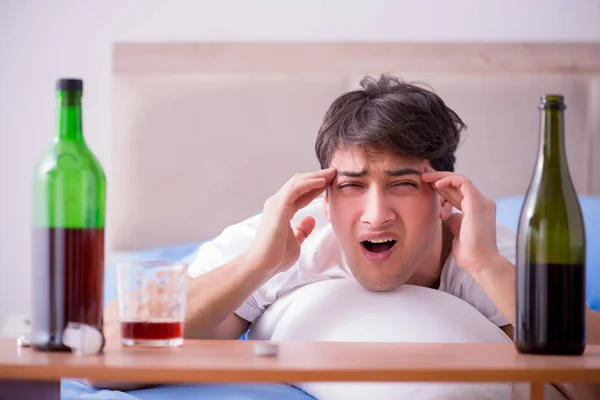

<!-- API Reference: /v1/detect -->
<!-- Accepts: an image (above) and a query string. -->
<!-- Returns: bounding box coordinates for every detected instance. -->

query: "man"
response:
[100,74,600,399]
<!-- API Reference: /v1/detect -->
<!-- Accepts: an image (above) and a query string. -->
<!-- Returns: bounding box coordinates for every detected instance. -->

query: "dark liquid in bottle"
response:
[121,321,183,341]
[31,227,104,351]
[516,262,586,355]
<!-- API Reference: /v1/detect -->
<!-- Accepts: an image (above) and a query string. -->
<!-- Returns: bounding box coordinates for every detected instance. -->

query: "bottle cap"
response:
[62,322,105,355]
[56,78,83,92]
[17,333,31,348]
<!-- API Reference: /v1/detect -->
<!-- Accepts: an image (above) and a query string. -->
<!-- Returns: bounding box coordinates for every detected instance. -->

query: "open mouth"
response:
[361,239,397,253]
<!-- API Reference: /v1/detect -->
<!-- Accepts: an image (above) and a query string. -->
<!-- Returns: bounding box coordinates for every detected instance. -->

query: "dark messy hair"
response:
[315,74,466,172]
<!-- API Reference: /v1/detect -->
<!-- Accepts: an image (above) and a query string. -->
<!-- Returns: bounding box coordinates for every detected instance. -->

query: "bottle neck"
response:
[56,91,84,142]
[537,105,566,169]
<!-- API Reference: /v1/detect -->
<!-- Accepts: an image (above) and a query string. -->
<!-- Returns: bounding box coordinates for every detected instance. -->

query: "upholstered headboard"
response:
[108,42,600,253]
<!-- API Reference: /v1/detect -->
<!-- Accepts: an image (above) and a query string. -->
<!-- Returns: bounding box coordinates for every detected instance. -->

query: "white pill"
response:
[253,342,279,357]
[17,333,31,348]
[62,322,105,355]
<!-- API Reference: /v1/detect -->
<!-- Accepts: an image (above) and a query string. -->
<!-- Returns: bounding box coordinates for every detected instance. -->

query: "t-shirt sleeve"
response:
[187,212,271,323]
[458,275,510,328]
[457,245,516,328]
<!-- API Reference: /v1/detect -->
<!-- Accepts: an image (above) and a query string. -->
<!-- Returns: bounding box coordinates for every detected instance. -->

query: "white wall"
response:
[1,0,600,329]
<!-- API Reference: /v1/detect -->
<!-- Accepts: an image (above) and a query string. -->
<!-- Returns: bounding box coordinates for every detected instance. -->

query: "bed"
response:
[63,42,600,399]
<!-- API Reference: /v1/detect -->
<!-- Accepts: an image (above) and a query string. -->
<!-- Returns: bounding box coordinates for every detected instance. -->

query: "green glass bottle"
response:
[516,94,586,355]
[30,78,106,352]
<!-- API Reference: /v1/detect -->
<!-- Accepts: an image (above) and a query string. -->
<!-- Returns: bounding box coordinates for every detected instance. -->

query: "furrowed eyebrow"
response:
[336,168,421,178]
[385,168,422,177]
[337,170,367,178]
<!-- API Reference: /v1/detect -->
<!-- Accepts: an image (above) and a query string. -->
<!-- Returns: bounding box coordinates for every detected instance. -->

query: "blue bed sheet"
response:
[62,380,316,400]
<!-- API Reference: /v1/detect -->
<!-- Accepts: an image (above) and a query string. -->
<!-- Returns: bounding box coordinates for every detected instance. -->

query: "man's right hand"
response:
[247,167,337,277]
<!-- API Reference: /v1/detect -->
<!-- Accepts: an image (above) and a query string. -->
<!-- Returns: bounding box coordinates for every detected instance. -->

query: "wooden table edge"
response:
[2,366,600,384]
[1,340,600,400]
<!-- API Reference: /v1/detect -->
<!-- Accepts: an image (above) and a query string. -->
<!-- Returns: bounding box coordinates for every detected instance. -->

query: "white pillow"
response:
[249,279,566,400]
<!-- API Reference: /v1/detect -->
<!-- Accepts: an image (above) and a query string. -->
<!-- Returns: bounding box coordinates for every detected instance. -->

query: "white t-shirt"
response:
[188,197,514,329]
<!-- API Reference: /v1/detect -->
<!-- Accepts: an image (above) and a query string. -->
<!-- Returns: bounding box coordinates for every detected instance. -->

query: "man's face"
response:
[323,146,449,292]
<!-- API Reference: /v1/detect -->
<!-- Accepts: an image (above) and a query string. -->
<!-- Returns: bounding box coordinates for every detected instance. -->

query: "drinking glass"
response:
[116,261,188,347]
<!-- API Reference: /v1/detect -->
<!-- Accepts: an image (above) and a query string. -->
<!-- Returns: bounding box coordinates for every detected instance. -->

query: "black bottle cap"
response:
[56,78,83,92]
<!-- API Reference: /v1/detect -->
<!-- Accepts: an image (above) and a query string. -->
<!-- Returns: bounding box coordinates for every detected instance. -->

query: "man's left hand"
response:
[421,167,501,276]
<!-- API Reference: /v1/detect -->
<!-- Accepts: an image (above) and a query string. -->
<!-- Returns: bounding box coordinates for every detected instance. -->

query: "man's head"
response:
[315,74,466,291]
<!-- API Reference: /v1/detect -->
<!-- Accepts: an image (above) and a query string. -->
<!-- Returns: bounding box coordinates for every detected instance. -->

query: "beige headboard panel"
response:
[110,43,600,252]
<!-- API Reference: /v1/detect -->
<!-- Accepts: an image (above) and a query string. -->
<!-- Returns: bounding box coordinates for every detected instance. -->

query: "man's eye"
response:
[393,181,418,188]
[391,181,419,193]
[339,183,361,190]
